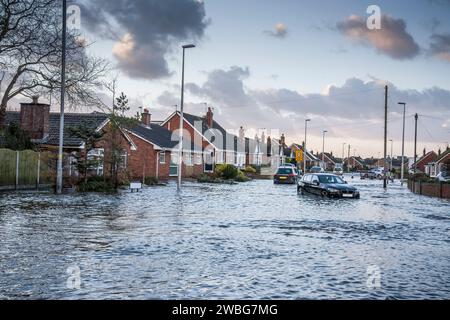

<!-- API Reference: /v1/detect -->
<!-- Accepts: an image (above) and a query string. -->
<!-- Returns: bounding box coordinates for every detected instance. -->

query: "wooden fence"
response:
[0,148,55,190]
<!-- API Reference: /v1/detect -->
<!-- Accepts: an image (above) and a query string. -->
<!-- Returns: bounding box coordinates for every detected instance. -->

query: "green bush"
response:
[243,165,257,174]
[78,176,115,192]
[235,170,251,182]
[215,164,239,180]
[144,176,158,185]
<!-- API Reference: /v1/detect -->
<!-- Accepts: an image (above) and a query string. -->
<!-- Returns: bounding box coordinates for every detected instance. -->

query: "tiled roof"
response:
[436,149,450,163]
[5,111,108,147]
[182,112,240,151]
[130,123,201,151]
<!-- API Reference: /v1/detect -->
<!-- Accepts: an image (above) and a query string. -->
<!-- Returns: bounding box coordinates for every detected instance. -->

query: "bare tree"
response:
[0,0,109,126]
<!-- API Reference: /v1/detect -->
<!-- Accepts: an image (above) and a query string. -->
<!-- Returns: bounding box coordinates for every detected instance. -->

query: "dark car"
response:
[274,166,299,184]
[298,173,360,198]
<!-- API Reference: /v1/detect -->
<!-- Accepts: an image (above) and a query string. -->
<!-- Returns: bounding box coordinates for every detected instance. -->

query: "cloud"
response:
[80,0,209,80]
[429,33,450,62]
[336,15,420,60]
[264,23,288,38]
[186,66,254,108]
[180,66,450,155]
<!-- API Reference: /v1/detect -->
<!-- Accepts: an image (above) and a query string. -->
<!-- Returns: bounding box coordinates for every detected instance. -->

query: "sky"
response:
[31,0,450,157]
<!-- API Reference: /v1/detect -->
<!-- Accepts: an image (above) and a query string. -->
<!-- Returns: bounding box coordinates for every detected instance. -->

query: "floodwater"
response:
[0,176,449,300]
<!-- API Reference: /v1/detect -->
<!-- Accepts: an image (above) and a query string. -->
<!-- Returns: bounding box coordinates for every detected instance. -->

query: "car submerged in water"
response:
[298,173,360,199]
[274,166,300,184]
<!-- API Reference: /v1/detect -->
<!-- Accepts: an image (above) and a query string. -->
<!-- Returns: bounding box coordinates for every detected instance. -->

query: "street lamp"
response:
[398,102,406,185]
[303,119,311,173]
[178,44,195,192]
[322,130,327,169]
[56,0,67,194]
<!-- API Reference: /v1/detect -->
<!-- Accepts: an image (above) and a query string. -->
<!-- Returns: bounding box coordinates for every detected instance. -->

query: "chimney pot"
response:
[20,98,50,140]
[206,107,213,128]
[141,108,151,126]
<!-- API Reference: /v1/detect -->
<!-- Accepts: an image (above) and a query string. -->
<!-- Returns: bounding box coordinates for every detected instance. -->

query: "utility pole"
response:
[389,139,393,171]
[322,130,327,170]
[414,113,418,174]
[347,144,351,173]
[304,119,311,173]
[56,0,67,194]
[383,85,388,189]
[342,143,346,168]
[398,102,406,186]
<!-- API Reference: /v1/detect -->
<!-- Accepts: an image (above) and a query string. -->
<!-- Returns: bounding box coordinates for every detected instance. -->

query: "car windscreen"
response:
[318,175,345,184]
[277,168,293,175]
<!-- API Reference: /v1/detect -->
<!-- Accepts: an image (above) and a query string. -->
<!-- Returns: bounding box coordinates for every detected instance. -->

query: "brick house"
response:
[411,150,438,173]
[290,143,320,169]
[344,156,365,171]
[425,148,450,177]
[4,98,203,183]
[318,152,339,171]
[161,107,246,171]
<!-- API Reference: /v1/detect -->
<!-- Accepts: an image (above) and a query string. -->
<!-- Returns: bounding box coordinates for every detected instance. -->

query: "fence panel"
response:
[0,149,17,186]
[18,150,39,186]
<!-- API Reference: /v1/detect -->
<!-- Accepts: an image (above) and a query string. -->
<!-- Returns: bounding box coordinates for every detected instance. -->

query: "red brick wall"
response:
[19,103,50,140]
[163,113,212,151]
[416,152,437,172]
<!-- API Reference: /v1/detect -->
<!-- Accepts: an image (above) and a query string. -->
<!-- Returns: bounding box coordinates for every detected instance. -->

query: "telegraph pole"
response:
[347,144,351,173]
[414,113,418,174]
[398,102,406,186]
[383,85,388,189]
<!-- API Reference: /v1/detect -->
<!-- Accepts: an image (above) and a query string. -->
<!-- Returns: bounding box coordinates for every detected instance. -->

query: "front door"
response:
[204,152,214,172]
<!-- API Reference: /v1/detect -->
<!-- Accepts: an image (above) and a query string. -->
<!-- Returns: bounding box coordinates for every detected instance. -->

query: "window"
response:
[216,151,224,164]
[184,153,193,166]
[159,152,166,164]
[87,148,105,175]
[195,154,202,165]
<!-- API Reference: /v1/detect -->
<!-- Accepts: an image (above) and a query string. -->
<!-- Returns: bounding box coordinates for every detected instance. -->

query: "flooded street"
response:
[0,176,449,300]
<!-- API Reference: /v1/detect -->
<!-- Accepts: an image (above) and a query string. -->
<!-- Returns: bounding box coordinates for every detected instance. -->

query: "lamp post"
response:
[398,102,406,185]
[177,44,195,192]
[56,0,67,195]
[322,130,327,170]
[303,119,311,173]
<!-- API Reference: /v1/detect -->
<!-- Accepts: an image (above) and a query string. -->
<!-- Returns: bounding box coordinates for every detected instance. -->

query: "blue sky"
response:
[60,1,450,156]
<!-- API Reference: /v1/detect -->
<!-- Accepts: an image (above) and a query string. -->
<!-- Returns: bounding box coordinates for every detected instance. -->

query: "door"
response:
[170,152,178,177]
[204,152,214,172]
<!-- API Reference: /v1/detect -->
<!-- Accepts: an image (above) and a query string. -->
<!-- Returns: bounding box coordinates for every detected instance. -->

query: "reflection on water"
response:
[0,176,449,299]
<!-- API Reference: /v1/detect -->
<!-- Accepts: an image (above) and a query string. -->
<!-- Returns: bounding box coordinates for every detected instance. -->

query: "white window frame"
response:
[195,154,202,165]
[159,151,166,164]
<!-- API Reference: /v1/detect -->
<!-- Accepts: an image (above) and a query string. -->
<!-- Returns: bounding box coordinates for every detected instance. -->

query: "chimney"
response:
[423,148,426,156]
[142,108,151,126]
[19,96,50,141]
[206,107,213,128]
[280,134,285,145]
[239,126,245,140]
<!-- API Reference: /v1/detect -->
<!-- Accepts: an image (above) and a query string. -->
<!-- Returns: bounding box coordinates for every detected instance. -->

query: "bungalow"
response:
[3,97,202,182]
[161,107,246,170]
[318,152,339,171]
[411,150,437,174]
[290,143,320,169]
[344,156,365,171]
[425,148,450,177]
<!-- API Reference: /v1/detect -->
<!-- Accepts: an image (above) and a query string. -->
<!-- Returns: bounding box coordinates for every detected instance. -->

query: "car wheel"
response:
[321,190,328,197]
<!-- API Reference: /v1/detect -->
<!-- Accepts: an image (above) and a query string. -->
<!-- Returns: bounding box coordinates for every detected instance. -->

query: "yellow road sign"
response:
[295,150,303,162]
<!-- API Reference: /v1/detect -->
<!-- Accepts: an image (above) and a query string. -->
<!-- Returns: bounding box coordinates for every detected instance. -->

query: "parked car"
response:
[436,171,450,182]
[333,167,344,175]
[298,173,360,199]
[310,166,325,173]
[274,166,300,184]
